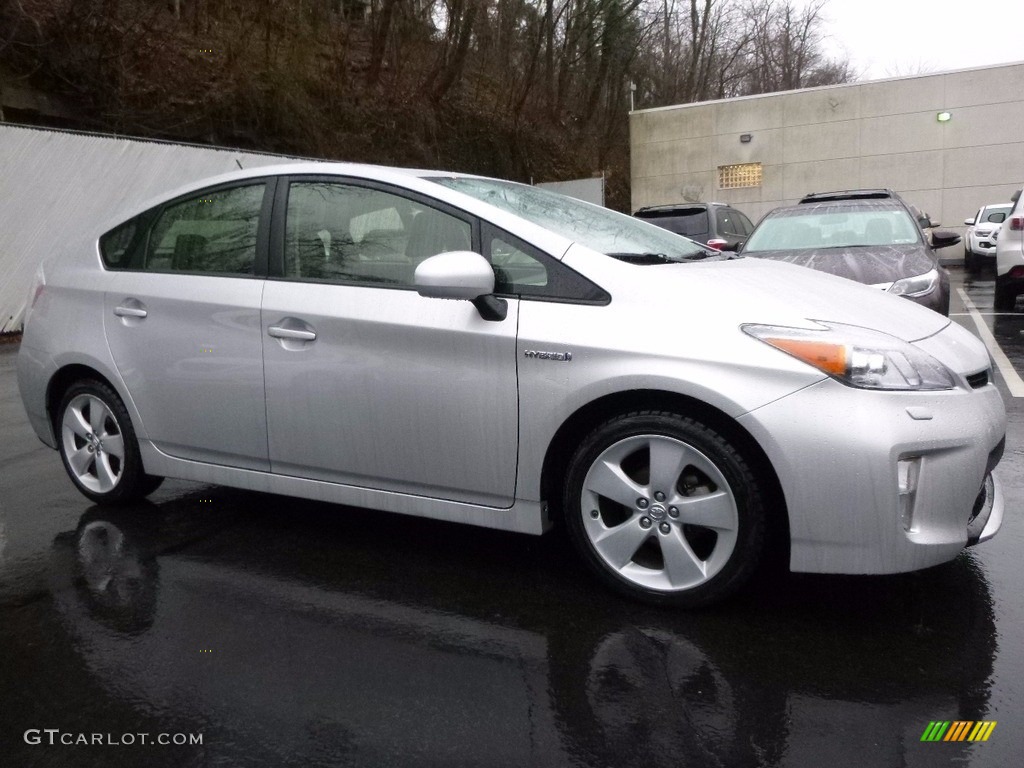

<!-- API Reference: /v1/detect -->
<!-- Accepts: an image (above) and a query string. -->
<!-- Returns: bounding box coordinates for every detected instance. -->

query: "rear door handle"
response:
[268,325,317,341]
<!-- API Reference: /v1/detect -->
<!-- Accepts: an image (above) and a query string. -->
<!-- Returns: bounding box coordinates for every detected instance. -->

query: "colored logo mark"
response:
[921,721,997,742]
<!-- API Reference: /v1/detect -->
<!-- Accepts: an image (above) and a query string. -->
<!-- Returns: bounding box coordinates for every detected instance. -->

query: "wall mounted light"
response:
[936,111,952,123]
[740,133,753,143]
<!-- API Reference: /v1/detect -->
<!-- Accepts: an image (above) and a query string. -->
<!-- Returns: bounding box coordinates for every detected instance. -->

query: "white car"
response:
[994,190,1024,310]
[16,162,1007,607]
[964,203,1013,273]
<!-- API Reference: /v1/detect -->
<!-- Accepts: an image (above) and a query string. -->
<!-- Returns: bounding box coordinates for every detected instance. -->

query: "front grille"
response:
[967,369,990,389]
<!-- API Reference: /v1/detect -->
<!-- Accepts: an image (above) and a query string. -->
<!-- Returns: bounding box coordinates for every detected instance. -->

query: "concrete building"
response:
[630,61,1024,230]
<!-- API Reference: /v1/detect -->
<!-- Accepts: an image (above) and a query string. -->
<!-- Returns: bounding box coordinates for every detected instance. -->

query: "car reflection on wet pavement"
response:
[1,268,1021,767]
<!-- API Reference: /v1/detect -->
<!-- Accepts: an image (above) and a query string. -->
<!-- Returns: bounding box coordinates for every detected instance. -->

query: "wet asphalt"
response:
[1,266,1022,768]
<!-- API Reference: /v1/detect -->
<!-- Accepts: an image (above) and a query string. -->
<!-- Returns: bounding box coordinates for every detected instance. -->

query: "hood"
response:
[746,245,935,286]
[570,253,951,343]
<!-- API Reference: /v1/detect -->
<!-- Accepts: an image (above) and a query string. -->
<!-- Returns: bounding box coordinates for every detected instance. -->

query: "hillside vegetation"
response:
[0,0,851,210]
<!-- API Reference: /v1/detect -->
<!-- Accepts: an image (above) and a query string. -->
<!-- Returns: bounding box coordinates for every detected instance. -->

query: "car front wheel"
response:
[563,412,766,607]
[57,380,163,504]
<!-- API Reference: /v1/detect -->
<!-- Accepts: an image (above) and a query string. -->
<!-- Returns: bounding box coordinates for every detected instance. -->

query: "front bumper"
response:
[970,235,998,256]
[967,471,1002,546]
[738,376,1005,575]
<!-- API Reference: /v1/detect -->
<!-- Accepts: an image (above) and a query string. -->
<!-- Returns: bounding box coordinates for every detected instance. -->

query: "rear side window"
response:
[144,184,265,274]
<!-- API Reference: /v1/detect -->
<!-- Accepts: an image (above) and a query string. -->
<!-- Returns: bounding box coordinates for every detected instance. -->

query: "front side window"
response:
[145,184,265,274]
[716,208,748,238]
[284,182,471,286]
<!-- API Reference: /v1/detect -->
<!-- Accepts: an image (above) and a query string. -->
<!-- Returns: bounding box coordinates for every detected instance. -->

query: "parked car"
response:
[740,189,960,315]
[633,202,754,250]
[17,164,1005,607]
[993,189,1024,310]
[964,203,1013,273]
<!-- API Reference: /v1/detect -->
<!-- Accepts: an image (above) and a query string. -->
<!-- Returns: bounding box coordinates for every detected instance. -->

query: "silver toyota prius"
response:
[17,163,1006,607]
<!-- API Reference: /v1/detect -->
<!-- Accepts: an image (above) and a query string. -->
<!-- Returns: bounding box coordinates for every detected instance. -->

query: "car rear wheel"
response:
[58,380,163,504]
[563,411,766,607]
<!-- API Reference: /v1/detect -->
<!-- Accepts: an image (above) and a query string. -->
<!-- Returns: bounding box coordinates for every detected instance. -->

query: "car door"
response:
[260,178,519,507]
[103,181,272,470]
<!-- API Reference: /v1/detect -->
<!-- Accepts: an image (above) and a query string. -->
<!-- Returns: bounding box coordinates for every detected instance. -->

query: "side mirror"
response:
[415,251,494,300]
[719,240,742,252]
[414,251,507,321]
[930,230,961,250]
[964,217,975,226]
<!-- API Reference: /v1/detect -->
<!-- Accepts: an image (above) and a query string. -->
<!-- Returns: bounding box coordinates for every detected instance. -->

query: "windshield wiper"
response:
[608,251,718,264]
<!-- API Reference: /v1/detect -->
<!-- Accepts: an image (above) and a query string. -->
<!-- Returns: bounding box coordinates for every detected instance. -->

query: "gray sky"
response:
[817,0,1024,80]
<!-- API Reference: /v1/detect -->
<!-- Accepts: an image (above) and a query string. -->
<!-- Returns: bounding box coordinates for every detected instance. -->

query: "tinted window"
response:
[284,182,471,286]
[639,209,710,238]
[145,184,265,274]
[716,208,748,238]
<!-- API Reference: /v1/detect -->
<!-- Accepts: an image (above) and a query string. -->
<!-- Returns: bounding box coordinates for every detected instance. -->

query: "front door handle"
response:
[268,324,317,342]
[114,305,148,318]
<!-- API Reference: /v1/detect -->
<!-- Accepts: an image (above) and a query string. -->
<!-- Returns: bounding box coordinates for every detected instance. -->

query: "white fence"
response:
[0,124,297,332]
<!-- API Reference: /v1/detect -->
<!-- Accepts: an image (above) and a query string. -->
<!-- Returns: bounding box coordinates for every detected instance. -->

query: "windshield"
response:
[981,205,1012,223]
[431,176,723,263]
[744,206,920,252]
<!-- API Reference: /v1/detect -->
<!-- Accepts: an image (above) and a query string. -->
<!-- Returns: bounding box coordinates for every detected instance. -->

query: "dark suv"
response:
[633,202,755,250]
[740,189,961,315]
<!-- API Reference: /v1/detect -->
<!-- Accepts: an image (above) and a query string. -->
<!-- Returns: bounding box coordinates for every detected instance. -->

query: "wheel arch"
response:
[540,389,790,563]
[47,364,123,437]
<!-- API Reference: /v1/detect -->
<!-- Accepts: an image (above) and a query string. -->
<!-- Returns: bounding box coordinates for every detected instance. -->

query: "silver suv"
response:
[17,163,1006,606]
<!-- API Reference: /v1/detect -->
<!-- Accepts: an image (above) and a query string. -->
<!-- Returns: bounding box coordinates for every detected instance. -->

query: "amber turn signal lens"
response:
[762,338,847,376]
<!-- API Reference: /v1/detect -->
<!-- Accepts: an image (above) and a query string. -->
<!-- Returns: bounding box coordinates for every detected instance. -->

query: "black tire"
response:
[563,411,766,608]
[56,380,163,504]
[965,252,979,274]
[994,278,1016,312]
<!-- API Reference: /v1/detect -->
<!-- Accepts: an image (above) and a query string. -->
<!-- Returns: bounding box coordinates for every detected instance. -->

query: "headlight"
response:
[742,321,956,390]
[888,268,938,298]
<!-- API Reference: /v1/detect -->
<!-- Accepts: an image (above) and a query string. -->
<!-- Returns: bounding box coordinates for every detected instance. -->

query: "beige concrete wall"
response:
[631,61,1024,231]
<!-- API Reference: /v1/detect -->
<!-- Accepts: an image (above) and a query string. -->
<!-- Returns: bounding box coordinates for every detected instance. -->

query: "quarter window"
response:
[145,184,265,274]
[483,225,608,303]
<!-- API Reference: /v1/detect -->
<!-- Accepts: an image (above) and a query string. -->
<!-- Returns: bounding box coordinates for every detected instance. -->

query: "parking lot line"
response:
[956,288,1024,398]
